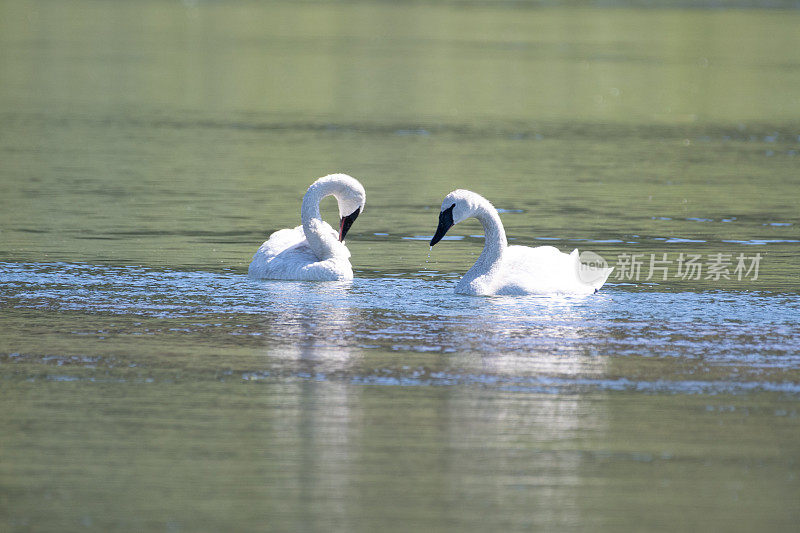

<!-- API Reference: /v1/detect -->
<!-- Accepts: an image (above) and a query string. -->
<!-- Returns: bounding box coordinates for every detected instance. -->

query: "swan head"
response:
[310,174,366,242]
[429,189,484,246]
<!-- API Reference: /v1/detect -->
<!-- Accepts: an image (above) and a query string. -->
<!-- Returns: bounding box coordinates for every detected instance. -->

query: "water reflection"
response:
[261,380,362,531]
[245,282,364,530]
[237,279,613,528]
[435,297,609,527]
[250,280,361,364]
[250,379,610,530]
[443,390,607,529]
[441,295,610,378]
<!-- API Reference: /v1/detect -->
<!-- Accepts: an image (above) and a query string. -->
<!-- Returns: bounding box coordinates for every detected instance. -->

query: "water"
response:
[3,262,800,531]
[2,0,800,531]
[3,262,800,391]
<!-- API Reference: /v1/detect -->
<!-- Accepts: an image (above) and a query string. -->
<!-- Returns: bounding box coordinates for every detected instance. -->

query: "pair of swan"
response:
[248,174,613,295]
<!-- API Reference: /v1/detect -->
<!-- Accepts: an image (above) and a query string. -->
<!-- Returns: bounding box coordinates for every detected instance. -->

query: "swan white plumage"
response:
[429,189,613,296]
[248,174,366,281]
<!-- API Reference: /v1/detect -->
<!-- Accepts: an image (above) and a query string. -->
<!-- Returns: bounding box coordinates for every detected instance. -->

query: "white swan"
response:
[429,189,613,296]
[248,174,366,281]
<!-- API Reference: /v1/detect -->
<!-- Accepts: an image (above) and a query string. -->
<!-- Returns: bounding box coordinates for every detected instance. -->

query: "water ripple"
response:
[2,262,799,392]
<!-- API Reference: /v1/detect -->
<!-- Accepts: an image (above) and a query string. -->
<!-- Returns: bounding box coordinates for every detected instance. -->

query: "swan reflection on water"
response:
[247,275,611,387]
[244,279,609,528]
[442,294,611,379]
[247,279,363,368]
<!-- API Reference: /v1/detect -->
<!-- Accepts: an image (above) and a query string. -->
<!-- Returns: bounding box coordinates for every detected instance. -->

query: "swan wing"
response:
[256,220,338,257]
[257,225,308,257]
[495,246,609,295]
[248,224,353,280]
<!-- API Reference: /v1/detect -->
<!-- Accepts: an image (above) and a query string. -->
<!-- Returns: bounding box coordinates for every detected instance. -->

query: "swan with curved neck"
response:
[429,189,612,295]
[248,174,366,281]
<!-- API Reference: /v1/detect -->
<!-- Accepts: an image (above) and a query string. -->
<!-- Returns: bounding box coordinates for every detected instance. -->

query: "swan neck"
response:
[300,181,339,259]
[475,204,507,267]
[300,184,324,227]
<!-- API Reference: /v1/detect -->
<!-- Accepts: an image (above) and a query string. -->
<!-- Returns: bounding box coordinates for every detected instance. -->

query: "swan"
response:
[429,189,613,296]
[248,173,366,281]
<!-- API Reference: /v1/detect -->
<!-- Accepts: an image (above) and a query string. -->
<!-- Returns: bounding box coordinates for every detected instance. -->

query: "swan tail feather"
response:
[573,249,614,292]
[592,266,614,291]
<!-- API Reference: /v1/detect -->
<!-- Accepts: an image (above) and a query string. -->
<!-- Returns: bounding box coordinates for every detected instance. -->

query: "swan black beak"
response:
[339,207,360,242]
[429,203,455,247]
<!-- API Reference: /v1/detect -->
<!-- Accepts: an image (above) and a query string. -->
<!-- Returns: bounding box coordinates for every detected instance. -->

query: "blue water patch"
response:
[403,235,464,241]
[722,239,800,245]
[663,238,707,243]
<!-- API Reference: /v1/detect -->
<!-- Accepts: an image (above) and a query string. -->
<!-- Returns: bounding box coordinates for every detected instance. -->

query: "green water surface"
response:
[1,1,799,531]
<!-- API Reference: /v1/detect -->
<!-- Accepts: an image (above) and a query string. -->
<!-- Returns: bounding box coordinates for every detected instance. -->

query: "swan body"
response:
[248,174,366,281]
[429,189,613,296]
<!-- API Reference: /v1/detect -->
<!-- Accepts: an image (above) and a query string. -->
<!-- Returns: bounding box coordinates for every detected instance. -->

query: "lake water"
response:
[1,0,799,531]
